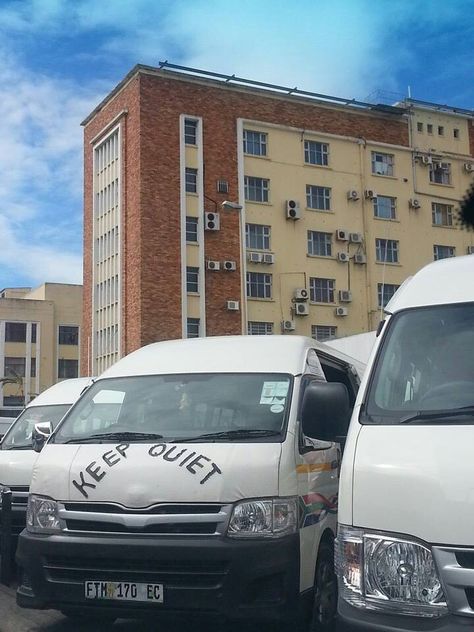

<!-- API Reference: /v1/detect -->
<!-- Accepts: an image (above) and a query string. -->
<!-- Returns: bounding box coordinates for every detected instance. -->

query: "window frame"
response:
[58,359,79,379]
[306,185,331,211]
[244,176,270,203]
[247,321,273,335]
[375,238,399,264]
[304,140,329,166]
[432,202,453,227]
[243,129,268,157]
[371,151,394,177]
[374,195,397,220]
[245,223,271,250]
[184,119,198,145]
[58,325,79,346]
[307,230,332,257]
[186,267,200,294]
[186,318,200,338]
[429,163,451,186]
[185,167,198,193]
[377,283,400,308]
[5,322,27,343]
[311,325,337,342]
[309,277,335,304]
[433,244,455,261]
[4,356,26,378]
[246,272,272,299]
[186,216,199,243]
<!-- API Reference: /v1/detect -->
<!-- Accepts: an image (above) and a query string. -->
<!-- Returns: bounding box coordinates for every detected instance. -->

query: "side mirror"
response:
[32,421,53,453]
[301,382,351,443]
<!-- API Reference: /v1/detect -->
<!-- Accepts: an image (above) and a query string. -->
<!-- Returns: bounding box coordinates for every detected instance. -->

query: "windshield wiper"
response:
[61,431,165,444]
[400,406,474,424]
[173,429,282,443]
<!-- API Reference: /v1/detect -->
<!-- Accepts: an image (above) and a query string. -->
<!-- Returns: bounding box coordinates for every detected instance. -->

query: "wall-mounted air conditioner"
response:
[349,232,363,244]
[336,229,350,241]
[262,253,275,264]
[364,189,377,200]
[226,300,240,311]
[335,306,348,317]
[282,320,296,331]
[354,254,367,264]
[339,290,352,303]
[294,288,309,301]
[347,190,360,201]
[207,260,220,271]
[204,212,220,231]
[286,200,301,220]
[409,198,421,209]
[294,302,309,316]
[248,252,263,263]
[337,252,350,263]
[223,260,236,271]
[464,163,474,173]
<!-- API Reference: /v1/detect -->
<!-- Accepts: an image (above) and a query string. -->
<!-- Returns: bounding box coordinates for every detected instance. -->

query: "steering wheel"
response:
[420,381,474,408]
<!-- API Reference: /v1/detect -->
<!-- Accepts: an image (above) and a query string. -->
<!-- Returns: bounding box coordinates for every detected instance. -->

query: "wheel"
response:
[60,609,116,625]
[309,540,337,632]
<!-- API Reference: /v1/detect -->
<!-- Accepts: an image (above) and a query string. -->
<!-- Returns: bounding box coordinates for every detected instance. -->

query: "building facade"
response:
[81,64,474,375]
[0,283,82,411]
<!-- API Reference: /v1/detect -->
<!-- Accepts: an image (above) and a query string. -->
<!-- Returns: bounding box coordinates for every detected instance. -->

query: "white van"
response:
[337,255,474,631]
[16,336,364,628]
[0,378,91,540]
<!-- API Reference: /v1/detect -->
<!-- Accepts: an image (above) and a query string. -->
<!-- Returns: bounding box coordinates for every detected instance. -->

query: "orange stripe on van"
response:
[296,463,334,473]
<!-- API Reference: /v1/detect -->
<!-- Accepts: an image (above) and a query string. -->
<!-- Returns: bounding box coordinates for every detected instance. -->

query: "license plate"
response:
[85,581,163,603]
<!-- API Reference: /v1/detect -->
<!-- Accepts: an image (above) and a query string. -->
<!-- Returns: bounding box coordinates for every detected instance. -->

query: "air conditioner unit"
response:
[409,198,421,209]
[282,320,296,332]
[464,162,474,173]
[337,252,350,263]
[286,200,301,220]
[207,260,220,271]
[223,260,236,271]
[262,253,275,264]
[347,189,360,201]
[336,229,350,241]
[339,290,353,303]
[248,252,263,263]
[335,306,348,317]
[294,288,309,301]
[420,155,432,166]
[226,300,240,311]
[294,302,309,316]
[349,232,363,244]
[204,212,220,231]
[467,246,474,255]
[354,253,367,264]
[364,189,377,200]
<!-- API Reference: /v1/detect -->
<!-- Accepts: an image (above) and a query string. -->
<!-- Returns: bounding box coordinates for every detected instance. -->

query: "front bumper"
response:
[339,598,474,631]
[16,530,301,621]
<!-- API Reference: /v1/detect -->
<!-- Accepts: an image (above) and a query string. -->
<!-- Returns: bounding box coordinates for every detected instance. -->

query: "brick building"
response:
[81,63,474,375]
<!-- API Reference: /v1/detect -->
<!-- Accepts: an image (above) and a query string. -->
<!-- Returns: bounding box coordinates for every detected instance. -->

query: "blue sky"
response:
[0,0,473,288]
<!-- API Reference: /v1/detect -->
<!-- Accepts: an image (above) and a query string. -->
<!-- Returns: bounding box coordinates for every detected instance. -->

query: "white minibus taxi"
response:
[16,335,363,629]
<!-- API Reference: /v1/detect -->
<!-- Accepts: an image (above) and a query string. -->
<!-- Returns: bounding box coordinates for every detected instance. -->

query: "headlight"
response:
[27,495,61,534]
[227,497,298,538]
[336,525,447,618]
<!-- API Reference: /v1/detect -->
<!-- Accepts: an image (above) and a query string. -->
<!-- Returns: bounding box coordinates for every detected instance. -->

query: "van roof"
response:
[27,377,91,407]
[99,335,365,379]
[387,255,474,313]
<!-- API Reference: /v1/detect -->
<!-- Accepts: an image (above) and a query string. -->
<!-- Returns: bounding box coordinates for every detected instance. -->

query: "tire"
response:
[308,540,337,632]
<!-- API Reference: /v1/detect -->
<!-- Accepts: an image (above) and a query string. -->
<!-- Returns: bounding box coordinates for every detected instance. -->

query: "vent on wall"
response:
[217,180,229,193]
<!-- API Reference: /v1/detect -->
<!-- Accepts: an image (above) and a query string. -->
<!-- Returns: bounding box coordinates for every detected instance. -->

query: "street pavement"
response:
[0,582,351,631]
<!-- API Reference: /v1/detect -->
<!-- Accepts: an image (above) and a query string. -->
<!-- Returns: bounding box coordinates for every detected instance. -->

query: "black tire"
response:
[308,540,337,632]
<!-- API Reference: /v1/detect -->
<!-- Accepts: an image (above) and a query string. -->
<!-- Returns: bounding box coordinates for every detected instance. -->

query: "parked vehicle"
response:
[0,417,16,440]
[0,378,91,541]
[16,336,364,628]
[337,255,474,631]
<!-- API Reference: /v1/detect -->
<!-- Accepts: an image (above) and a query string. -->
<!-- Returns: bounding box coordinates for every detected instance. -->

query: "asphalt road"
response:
[0,583,352,632]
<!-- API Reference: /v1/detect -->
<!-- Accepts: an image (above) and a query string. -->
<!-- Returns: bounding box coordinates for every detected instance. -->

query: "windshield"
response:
[364,303,474,424]
[53,373,292,443]
[2,404,70,449]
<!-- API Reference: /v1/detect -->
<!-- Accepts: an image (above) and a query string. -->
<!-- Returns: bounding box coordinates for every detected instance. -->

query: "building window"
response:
[374,196,397,220]
[453,128,460,139]
[58,359,79,379]
[306,185,331,211]
[243,130,267,156]
[429,163,451,185]
[186,216,198,242]
[184,119,198,145]
[185,168,198,193]
[432,203,453,227]
[248,321,273,335]
[58,325,79,345]
[31,323,37,344]
[427,124,433,134]
[244,176,269,203]
[372,151,394,176]
[417,122,423,132]
[378,283,400,308]
[438,126,444,136]
[304,140,329,166]
[307,231,332,257]
[186,267,199,293]
[311,325,337,342]
[30,358,36,378]
[245,224,271,250]
[4,357,26,377]
[5,322,27,342]
[187,318,200,338]
[246,272,272,299]
[376,238,399,263]
[434,245,455,261]
[309,278,335,303]
[3,396,24,406]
